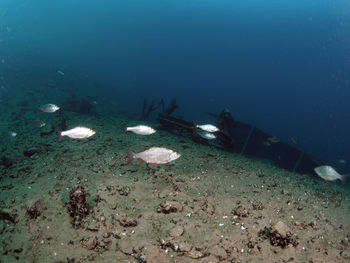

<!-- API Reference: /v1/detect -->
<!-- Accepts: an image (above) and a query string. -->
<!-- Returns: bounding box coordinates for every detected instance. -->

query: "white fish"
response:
[268,136,280,143]
[196,124,219,132]
[7,131,17,138]
[28,120,46,128]
[59,126,96,139]
[124,125,156,135]
[263,141,271,147]
[57,70,65,76]
[199,131,216,140]
[127,147,181,165]
[314,165,349,184]
[39,103,60,113]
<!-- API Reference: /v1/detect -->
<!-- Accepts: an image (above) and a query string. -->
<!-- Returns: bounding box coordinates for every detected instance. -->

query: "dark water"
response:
[1,0,349,171]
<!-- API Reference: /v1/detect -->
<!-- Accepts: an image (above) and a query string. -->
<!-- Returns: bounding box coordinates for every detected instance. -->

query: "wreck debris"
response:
[164,98,179,115]
[69,185,89,228]
[140,98,164,121]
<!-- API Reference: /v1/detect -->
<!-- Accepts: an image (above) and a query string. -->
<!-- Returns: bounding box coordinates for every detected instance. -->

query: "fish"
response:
[127,147,181,165]
[263,141,271,147]
[268,136,280,143]
[338,159,346,164]
[314,165,349,184]
[59,126,96,139]
[123,125,156,135]
[199,131,216,140]
[28,120,46,128]
[7,131,17,138]
[290,136,298,145]
[39,104,60,113]
[196,124,219,132]
[57,70,65,76]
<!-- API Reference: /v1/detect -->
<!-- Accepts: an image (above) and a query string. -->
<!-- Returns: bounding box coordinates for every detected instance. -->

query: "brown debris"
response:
[69,185,89,228]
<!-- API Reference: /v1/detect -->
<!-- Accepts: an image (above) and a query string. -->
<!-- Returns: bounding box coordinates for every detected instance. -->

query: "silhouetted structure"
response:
[140,98,179,121]
[157,112,321,175]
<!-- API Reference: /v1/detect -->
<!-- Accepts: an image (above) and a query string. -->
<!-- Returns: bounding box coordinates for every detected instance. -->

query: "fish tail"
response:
[126,150,134,165]
[122,126,128,133]
[57,130,62,141]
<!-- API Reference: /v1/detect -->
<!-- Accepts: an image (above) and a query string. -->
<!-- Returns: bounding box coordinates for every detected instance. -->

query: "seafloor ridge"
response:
[1,92,350,263]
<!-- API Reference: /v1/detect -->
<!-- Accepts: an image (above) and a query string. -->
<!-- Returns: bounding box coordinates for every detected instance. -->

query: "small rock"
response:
[157,201,183,214]
[119,216,137,227]
[85,237,98,250]
[170,225,184,237]
[187,249,203,259]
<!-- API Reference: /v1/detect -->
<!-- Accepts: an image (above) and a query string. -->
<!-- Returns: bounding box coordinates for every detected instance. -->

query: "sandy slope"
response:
[1,104,350,263]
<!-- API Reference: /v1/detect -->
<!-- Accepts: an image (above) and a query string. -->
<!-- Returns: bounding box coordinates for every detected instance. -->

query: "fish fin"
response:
[144,146,151,150]
[122,126,127,133]
[126,150,134,165]
[139,158,144,164]
[342,174,350,185]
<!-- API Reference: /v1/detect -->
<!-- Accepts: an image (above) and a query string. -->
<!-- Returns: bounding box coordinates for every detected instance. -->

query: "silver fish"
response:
[39,103,60,113]
[196,124,219,133]
[314,165,349,184]
[60,126,96,139]
[7,131,17,138]
[268,136,280,143]
[57,70,65,76]
[127,147,181,165]
[124,125,156,135]
[199,131,216,140]
[28,120,46,128]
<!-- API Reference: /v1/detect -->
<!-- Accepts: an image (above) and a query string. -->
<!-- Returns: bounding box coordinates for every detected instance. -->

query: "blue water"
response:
[1,0,350,171]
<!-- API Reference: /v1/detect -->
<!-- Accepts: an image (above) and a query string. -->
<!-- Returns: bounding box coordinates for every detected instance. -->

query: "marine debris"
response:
[164,98,179,115]
[140,97,164,121]
[140,97,179,121]
[69,185,90,228]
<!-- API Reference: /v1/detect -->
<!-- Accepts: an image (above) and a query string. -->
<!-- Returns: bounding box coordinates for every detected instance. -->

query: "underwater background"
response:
[2,0,350,171]
[2,1,350,262]
[1,0,350,169]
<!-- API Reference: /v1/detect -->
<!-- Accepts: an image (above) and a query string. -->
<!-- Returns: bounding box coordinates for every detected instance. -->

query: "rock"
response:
[259,221,298,248]
[85,237,98,250]
[26,199,46,220]
[272,221,289,238]
[170,225,184,237]
[200,255,220,263]
[251,200,264,210]
[232,205,249,217]
[119,216,137,227]
[157,201,183,214]
[208,246,228,261]
[187,249,203,259]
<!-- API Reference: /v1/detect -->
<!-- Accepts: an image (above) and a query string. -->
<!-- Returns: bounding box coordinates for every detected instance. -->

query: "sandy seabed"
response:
[1,98,350,263]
